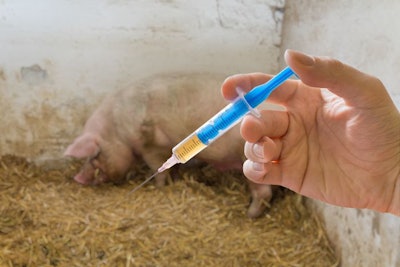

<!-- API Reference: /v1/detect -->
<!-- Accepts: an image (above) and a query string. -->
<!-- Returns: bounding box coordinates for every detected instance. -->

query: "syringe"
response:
[158,66,295,173]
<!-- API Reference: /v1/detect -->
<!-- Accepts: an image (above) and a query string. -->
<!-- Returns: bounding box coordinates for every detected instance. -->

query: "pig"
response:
[64,73,273,218]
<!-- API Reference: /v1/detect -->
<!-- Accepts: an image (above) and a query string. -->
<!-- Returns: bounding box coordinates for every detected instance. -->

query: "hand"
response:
[221,50,400,215]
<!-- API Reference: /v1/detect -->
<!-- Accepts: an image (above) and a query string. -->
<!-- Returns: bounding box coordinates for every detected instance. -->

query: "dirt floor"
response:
[0,155,338,266]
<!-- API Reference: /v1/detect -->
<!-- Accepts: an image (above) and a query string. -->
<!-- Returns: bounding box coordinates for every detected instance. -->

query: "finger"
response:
[243,160,282,185]
[284,49,390,107]
[222,72,270,100]
[244,138,282,163]
[240,109,289,142]
[221,72,299,105]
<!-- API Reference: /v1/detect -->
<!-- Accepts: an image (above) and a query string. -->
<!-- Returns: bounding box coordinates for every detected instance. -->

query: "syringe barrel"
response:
[170,97,250,164]
[196,97,250,145]
[170,66,295,165]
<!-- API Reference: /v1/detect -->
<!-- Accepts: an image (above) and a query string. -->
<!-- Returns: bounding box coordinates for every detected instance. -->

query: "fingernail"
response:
[287,49,315,66]
[252,162,264,172]
[252,144,264,159]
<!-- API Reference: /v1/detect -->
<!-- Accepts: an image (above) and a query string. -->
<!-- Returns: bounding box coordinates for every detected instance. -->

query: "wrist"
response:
[387,172,400,216]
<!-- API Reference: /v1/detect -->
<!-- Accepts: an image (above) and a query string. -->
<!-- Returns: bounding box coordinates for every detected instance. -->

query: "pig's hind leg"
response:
[247,181,274,218]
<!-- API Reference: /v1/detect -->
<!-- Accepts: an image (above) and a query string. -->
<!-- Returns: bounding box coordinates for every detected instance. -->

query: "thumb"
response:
[284,49,389,107]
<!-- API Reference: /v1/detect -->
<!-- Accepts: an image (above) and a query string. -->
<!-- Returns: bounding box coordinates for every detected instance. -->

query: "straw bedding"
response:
[0,155,338,266]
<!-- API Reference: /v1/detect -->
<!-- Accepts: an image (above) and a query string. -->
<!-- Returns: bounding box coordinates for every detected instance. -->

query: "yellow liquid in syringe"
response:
[172,133,207,163]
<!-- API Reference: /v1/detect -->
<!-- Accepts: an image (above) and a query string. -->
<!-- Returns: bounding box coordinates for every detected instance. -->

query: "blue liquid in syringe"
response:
[196,66,294,145]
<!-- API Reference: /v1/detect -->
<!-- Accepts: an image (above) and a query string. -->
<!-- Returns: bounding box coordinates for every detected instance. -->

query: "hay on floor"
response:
[0,155,338,266]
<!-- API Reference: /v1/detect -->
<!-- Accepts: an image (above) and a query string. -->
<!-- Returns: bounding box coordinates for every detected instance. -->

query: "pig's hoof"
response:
[126,171,136,181]
[155,175,167,187]
[247,198,268,218]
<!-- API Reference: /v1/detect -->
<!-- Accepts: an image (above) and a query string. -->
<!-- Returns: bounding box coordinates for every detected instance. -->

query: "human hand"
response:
[222,50,400,215]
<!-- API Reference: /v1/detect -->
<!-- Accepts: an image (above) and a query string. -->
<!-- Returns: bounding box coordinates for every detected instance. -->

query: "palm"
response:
[280,83,399,210]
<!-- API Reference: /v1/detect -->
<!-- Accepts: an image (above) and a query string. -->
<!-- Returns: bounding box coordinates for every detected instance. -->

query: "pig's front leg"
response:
[141,148,172,187]
[139,121,176,187]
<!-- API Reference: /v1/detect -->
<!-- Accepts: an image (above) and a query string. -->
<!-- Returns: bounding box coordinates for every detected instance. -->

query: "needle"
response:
[128,171,159,195]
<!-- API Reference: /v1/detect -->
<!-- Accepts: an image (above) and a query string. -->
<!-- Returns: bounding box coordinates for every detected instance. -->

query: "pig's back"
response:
[112,72,276,164]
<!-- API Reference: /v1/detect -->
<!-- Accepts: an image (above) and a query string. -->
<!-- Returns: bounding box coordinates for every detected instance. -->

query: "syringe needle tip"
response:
[128,171,159,195]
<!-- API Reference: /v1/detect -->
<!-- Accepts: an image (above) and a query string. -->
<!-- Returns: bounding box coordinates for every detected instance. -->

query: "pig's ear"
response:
[64,133,101,159]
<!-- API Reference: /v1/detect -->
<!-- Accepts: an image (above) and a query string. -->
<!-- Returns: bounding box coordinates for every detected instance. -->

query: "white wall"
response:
[0,0,285,163]
[281,1,400,266]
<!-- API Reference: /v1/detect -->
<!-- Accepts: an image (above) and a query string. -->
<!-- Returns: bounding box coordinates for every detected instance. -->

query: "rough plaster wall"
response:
[0,0,285,163]
[281,1,400,266]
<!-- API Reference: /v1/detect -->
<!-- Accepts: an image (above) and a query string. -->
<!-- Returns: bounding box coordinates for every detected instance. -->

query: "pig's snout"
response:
[73,164,108,185]
[74,172,92,185]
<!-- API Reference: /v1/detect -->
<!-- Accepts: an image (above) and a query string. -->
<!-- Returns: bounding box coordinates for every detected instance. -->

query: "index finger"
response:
[221,72,299,105]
